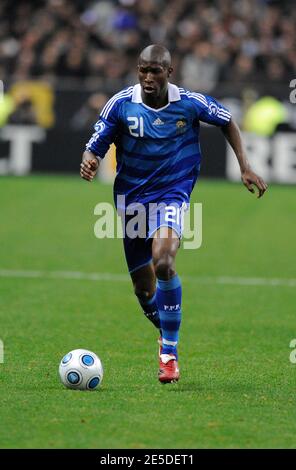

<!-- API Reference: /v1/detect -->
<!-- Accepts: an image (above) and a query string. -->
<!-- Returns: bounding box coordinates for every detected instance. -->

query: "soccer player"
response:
[80,45,267,384]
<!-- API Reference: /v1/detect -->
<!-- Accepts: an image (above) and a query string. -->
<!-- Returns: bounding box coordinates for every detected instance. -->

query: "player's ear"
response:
[168,67,173,77]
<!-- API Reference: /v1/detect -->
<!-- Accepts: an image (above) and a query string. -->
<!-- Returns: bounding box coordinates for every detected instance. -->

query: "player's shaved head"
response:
[139,44,172,69]
[137,44,173,107]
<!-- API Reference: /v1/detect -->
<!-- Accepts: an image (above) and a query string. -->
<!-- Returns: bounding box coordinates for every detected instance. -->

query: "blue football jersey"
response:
[86,83,231,206]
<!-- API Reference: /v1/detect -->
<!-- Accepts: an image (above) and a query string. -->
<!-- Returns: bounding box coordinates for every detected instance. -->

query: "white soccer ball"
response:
[59,349,103,390]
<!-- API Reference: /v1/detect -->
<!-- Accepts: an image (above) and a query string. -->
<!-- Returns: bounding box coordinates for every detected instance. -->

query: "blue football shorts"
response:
[119,200,188,273]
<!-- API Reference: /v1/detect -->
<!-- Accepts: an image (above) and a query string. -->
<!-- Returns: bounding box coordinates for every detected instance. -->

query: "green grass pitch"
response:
[0,175,295,449]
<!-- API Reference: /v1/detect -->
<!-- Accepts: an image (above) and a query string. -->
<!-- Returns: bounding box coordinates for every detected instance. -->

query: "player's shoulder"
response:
[110,86,135,101]
[178,87,231,121]
[100,86,134,120]
[178,87,209,108]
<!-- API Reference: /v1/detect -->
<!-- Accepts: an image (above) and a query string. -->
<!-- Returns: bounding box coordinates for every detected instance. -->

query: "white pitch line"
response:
[0,269,129,283]
[0,269,295,287]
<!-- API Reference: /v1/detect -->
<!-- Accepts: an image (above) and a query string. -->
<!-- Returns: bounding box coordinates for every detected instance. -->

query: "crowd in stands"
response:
[0,0,295,94]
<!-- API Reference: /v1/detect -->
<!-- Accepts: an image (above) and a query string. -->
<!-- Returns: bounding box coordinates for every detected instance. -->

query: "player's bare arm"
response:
[80,150,99,182]
[222,119,268,198]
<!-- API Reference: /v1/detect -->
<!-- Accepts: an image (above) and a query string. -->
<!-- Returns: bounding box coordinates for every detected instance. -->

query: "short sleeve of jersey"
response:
[85,94,122,158]
[188,92,231,126]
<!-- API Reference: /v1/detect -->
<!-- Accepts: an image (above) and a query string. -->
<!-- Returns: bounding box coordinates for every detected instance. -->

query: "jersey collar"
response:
[131,83,181,103]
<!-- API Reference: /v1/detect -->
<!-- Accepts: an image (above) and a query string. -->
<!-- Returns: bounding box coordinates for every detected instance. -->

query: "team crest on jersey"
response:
[176,118,187,134]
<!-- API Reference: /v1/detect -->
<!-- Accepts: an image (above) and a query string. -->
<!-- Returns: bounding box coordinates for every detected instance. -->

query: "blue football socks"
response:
[156,274,182,357]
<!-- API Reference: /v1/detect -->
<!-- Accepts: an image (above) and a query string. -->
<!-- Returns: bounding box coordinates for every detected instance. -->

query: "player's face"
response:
[138,62,170,98]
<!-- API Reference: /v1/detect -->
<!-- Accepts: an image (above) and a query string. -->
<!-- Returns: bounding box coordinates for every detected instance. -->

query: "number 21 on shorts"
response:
[165,206,180,224]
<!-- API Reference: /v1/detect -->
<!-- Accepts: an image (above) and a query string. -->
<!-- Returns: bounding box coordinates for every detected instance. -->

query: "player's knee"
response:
[134,286,154,302]
[153,255,175,280]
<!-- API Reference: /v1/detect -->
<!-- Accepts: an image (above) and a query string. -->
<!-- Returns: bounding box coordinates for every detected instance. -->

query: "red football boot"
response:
[158,353,180,384]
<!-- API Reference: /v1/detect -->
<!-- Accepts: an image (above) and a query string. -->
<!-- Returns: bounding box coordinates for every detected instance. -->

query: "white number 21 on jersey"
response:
[127,117,144,137]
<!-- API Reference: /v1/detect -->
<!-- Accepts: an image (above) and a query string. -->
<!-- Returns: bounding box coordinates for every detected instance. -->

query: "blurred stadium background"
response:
[0,0,295,181]
[1,0,296,450]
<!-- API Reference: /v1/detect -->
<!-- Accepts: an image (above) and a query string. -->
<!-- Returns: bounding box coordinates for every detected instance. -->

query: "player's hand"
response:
[80,158,99,182]
[241,169,268,198]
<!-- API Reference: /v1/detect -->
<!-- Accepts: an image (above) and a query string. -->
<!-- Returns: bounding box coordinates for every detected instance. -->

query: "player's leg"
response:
[130,262,160,330]
[122,229,161,330]
[152,227,181,383]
